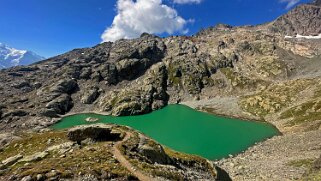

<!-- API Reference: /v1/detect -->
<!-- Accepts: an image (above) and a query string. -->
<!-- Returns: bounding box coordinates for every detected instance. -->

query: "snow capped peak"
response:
[0,43,45,69]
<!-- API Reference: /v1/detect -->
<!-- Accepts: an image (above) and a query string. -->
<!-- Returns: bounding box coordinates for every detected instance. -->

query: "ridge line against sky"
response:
[0,0,309,58]
[100,0,303,42]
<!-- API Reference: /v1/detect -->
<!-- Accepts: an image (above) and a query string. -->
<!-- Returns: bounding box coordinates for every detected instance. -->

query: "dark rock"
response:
[16,66,39,72]
[12,81,30,89]
[45,94,73,115]
[79,67,92,79]
[99,63,168,116]
[33,82,42,89]
[67,124,121,144]
[7,72,23,77]
[137,135,172,164]
[39,108,59,118]
[116,58,154,80]
[51,79,78,94]
[2,110,28,118]
[81,87,99,104]
[99,63,118,84]
[91,71,102,82]
[218,41,227,50]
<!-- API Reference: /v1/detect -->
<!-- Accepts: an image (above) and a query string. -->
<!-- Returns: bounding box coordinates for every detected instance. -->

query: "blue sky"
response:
[0,0,310,58]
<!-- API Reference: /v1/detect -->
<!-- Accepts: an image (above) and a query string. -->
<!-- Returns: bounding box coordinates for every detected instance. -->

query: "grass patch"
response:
[0,130,132,180]
[240,79,315,117]
[288,159,314,168]
[280,100,321,127]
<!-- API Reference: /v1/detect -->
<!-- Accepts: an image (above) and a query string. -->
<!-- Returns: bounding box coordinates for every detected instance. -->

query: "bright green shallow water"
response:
[52,104,279,160]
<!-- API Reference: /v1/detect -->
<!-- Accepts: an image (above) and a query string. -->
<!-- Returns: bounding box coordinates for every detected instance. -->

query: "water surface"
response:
[52,104,278,160]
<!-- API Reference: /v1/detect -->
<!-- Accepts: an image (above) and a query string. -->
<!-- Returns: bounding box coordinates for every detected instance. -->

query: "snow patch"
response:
[285,34,321,39]
[0,43,45,69]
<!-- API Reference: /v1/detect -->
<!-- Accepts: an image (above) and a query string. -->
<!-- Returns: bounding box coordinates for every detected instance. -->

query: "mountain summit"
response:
[0,43,45,69]
[268,0,321,36]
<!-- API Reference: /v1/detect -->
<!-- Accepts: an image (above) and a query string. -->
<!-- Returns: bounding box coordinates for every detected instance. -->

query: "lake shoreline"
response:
[51,104,279,160]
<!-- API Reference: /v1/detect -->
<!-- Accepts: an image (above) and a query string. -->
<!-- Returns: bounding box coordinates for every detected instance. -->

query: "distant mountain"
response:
[0,43,45,69]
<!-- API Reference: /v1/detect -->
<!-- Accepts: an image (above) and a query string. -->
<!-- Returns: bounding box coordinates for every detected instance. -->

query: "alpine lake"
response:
[52,104,279,160]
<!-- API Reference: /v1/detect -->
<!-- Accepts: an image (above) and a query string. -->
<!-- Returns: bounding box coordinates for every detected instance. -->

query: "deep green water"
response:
[52,104,279,160]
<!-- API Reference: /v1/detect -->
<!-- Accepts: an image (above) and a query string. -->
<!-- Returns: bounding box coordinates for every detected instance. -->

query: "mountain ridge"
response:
[0,43,45,69]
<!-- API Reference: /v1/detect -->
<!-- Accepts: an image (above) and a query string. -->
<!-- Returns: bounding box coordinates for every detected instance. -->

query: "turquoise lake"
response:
[52,104,279,160]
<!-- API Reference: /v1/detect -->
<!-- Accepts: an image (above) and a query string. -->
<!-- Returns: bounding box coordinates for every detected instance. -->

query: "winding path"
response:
[112,132,154,181]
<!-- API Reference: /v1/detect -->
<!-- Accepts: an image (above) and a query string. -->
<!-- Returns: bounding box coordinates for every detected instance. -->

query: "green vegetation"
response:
[220,68,265,89]
[287,159,314,168]
[280,100,321,128]
[0,132,66,161]
[240,79,315,117]
[0,130,133,180]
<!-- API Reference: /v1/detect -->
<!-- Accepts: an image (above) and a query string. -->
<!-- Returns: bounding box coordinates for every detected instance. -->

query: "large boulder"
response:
[50,79,78,94]
[99,63,118,85]
[0,154,23,169]
[137,135,172,164]
[46,94,73,114]
[67,124,121,144]
[40,94,73,117]
[81,87,99,104]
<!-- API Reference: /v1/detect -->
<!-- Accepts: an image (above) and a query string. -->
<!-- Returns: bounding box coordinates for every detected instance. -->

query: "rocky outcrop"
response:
[269,3,321,36]
[0,154,23,169]
[39,94,73,118]
[67,124,121,143]
[99,62,169,116]
[50,79,78,94]
[81,87,99,104]
[18,151,48,163]
[137,135,172,165]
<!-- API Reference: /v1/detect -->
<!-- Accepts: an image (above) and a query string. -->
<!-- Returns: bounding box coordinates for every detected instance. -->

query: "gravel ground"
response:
[215,130,321,181]
[181,97,259,121]
[183,97,321,180]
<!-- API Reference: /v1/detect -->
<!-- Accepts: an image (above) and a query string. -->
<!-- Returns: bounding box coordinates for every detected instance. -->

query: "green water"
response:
[52,104,279,160]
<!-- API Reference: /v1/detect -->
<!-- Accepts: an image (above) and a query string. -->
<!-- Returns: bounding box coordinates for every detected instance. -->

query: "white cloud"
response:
[173,0,203,4]
[279,0,301,9]
[101,0,189,42]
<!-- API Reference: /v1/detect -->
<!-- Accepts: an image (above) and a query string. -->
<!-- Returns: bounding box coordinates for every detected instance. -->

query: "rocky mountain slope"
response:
[267,0,321,36]
[0,124,229,181]
[1,1,321,180]
[0,43,44,69]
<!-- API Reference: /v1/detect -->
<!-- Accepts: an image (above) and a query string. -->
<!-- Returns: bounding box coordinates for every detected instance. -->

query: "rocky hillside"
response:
[0,124,229,181]
[268,0,321,36]
[0,0,321,180]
